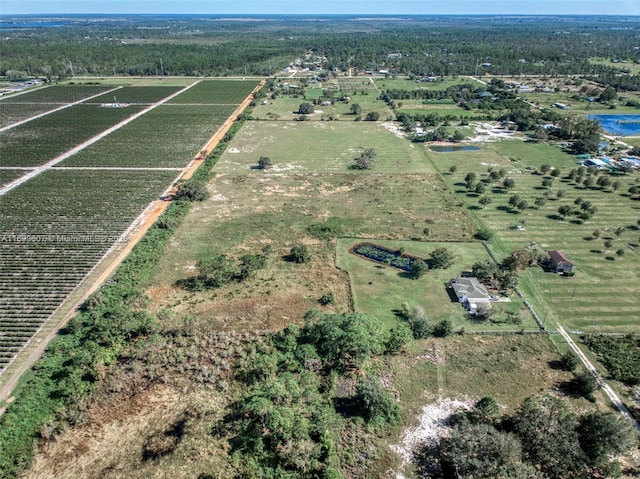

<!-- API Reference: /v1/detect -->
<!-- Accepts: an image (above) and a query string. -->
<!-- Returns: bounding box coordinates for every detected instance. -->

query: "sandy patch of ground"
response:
[390,397,474,478]
[468,121,524,143]
[382,121,406,139]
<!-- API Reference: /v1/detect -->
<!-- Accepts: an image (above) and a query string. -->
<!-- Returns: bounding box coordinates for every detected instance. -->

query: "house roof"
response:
[547,250,574,266]
[451,277,489,301]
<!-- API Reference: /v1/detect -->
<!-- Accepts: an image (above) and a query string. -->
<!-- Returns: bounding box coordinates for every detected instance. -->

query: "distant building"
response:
[546,250,574,274]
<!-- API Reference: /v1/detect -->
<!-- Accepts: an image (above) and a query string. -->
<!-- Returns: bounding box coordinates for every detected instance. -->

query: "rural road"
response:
[557,326,640,431]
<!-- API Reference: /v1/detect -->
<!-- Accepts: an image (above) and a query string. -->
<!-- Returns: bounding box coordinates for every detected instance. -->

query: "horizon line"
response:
[2,12,639,16]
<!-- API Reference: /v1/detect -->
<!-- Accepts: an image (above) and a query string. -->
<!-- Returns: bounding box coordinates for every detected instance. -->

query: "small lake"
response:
[588,114,640,136]
[430,145,480,153]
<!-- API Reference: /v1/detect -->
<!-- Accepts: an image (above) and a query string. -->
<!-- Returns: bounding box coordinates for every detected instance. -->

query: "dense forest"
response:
[1,15,640,80]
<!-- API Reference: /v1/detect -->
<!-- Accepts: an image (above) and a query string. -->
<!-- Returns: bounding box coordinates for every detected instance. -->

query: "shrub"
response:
[355,375,400,425]
[288,244,311,263]
[173,179,209,202]
[318,292,334,305]
[257,156,272,169]
[560,351,579,371]
[409,259,428,279]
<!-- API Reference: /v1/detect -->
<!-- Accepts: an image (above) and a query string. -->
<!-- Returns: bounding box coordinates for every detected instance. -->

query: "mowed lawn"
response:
[336,238,538,331]
[428,140,640,332]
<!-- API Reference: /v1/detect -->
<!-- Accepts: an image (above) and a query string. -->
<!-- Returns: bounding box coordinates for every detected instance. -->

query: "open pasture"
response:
[0,104,146,168]
[429,140,640,332]
[216,120,435,174]
[60,104,236,168]
[336,238,537,330]
[167,79,260,104]
[0,168,178,372]
[85,86,182,105]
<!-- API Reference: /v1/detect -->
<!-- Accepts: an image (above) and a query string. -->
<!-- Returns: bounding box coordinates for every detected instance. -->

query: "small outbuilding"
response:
[450,277,491,315]
[546,250,574,274]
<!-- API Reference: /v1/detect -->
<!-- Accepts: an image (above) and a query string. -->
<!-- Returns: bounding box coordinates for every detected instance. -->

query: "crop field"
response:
[60,104,237,168]
[0,104,146,167]
[0,85,112,104]
[0,169,178,372]
[0,81,258,378]
[167,79,260,104]
[336,238,537,330]
[0,85,117,127]
[0,169,29,188]
[428,141,640,332]
[86,86,182,104]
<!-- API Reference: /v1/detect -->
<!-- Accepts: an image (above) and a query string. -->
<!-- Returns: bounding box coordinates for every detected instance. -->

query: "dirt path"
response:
[557,326,640,431]
[0,80,265,411]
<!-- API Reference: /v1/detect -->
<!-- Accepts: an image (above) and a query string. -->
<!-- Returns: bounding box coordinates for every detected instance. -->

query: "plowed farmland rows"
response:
[0,170,30,188]
[85,86,181,105]
[167,79,259,104]
[0,104,68,128]
[60,104,237,168]
[0,169,178,371]
[0,104,146,167]
[0,85,112,104]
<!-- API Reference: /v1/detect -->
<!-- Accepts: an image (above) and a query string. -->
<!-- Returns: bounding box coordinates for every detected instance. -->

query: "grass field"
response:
[428,140,640,332]
[253,91,393,122]
[216,120,438,174]
[336,238,537,331]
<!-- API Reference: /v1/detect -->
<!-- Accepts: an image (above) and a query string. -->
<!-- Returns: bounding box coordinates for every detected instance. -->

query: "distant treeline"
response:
[1,16,639,83]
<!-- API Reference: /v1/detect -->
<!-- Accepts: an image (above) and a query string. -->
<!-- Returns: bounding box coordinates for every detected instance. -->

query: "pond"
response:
[430,145,481,153]
[588,114,640,136]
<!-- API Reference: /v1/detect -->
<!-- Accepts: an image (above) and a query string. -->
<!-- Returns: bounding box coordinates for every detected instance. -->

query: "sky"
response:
[1,0,638,16]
